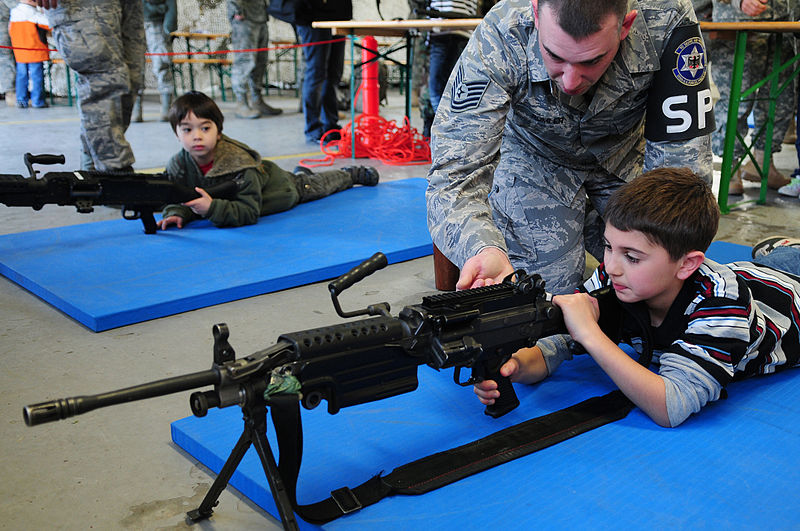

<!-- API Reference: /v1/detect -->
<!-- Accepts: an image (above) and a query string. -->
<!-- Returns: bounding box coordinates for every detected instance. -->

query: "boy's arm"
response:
[554,293,671,427]
[204,169,261,227]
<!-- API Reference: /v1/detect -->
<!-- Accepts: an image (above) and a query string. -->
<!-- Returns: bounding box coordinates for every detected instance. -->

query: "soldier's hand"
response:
[739,0,768,16]
[456,246,514,290]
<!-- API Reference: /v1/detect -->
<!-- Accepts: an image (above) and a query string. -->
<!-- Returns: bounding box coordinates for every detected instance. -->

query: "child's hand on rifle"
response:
[473,346,549,406]
[158,215,185,230]
[184,187,212,217]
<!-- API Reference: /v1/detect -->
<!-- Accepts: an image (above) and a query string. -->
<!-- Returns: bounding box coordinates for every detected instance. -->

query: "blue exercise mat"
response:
[171,241,798,529]
[0,178,432,332]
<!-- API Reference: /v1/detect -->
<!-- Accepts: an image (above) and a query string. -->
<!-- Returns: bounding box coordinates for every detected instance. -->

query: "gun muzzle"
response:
[23,397,89,426]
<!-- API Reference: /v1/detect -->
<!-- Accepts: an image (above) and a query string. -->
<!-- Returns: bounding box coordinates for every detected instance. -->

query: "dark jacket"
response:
[164,135,300,227]
[295,0,352,26]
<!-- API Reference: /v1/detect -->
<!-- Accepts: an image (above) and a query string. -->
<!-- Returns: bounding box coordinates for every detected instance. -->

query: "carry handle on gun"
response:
[24,152,65,177]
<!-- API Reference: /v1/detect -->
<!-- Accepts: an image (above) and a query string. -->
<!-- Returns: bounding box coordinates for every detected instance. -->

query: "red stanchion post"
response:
[361,36,380,116]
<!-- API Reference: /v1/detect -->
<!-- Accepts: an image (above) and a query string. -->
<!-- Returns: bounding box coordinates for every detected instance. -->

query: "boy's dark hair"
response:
[603,167,720,261]
[538,0,629,38]
[168,91,224,133]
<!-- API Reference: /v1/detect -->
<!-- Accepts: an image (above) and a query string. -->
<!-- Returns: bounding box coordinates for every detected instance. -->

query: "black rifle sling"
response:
[269,390,634,524]
[268,289,655,524]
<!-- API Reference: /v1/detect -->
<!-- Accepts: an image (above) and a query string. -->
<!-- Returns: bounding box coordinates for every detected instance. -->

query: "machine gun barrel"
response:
[23,369,219,426]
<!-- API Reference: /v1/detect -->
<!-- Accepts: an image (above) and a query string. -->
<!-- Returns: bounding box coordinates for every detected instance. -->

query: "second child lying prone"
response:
[159,91,379,229]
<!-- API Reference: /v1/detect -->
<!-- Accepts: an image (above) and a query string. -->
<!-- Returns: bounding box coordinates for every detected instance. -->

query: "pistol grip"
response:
[484,373,520,418]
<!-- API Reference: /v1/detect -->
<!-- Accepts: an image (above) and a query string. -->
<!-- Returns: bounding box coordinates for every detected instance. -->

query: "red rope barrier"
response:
[0,37,347,56]
[300,113,431,168]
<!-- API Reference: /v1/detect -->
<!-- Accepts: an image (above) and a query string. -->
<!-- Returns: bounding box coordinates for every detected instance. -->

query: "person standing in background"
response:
[422,0,480,137]
[9,0,49,108]
[227,0,282,119]
[132,0,177,122]
[294,0,351,144]
[36,0,144,172]
[0,0,18,105]
[709,0,794,194]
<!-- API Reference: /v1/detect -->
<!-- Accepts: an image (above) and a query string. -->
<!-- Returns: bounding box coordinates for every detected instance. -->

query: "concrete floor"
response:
[2,89,800,530]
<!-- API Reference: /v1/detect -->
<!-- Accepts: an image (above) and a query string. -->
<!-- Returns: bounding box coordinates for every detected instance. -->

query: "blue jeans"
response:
[16,62,45,107]
[756,247,800,277]
[296,25,344,142]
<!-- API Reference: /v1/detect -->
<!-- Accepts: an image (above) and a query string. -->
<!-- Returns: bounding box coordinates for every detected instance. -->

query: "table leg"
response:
[349,34,357,159]
[718,30,747,214]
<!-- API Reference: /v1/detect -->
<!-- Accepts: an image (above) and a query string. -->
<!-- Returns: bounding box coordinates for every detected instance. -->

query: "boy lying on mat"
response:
[158,91,379,229]
[475,168,800,427]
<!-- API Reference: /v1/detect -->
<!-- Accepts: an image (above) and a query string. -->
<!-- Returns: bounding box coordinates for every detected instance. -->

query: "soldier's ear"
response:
[532,0,538,25]
[619,10,637,40]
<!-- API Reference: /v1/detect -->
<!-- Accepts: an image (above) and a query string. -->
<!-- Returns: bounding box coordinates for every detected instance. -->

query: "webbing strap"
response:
[272,390,634,524]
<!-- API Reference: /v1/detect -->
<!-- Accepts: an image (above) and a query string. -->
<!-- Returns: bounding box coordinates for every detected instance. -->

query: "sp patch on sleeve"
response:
[450,64,490,112]
[644,23,715,142]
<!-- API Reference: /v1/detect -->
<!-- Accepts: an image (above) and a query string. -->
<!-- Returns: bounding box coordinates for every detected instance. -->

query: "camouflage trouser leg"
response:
[144,19,174,96]
[490,149,626,294]
[295,170,353,203]
[710,34,797,158]
[0,2,14,93]
[48,0,145,170]
[230,19,268,99]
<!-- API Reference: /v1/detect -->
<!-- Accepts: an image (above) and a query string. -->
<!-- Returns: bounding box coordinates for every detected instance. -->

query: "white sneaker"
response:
[752,236,800,259]
[777,177,800,197]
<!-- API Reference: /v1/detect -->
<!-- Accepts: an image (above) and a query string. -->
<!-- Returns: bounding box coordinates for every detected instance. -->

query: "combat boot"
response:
[234,94,260,119]
[728,169,744,195]
[250,92,282,116]
[741,149,791,189]
[159,93,171,122]
[343,166,380,186]
[131,94,143,122]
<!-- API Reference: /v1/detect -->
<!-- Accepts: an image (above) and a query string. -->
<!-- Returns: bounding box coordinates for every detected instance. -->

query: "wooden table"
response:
[169,32,232,100]
[313,19,483,145]
[316,20,800,217]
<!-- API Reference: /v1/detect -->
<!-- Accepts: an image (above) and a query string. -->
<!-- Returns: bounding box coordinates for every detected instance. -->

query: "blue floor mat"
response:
[171,241,798,529]
[0,178,432,331]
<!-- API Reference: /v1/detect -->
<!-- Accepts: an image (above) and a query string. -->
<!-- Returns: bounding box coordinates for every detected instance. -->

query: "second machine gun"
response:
[23,252,566,529]
[0,153,239,233]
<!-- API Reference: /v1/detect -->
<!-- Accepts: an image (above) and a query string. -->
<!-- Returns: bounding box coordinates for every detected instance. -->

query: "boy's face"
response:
[602,224,689,314]
[175,111,221,167]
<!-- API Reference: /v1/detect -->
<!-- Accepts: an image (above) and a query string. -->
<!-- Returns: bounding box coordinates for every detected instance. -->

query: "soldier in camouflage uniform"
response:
[709,0,794,192]
[227,0,282,119]
[427,0,714,294]
[1,0,17,103]
[38,0,144,171]
[132,0,178,122]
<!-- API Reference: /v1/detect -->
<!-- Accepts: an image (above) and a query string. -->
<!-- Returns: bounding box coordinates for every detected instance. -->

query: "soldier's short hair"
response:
[169,91,225,133]
[603,167,720,261]
[538,0,630,38]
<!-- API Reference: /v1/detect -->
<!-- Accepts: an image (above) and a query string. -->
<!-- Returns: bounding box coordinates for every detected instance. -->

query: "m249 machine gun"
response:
[24,253,568,529]
[0,153,238,233]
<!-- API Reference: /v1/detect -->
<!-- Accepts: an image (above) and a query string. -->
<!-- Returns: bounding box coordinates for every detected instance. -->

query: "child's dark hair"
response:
[603,167,720,261]
[168,91,224,133]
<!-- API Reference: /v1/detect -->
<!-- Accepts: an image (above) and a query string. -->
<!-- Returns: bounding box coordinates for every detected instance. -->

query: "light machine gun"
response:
[23,253,565,529]
[0,153,239,234]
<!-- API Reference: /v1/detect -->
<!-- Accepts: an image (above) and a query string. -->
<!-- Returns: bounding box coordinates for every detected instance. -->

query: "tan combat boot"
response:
[740,149,791,189]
